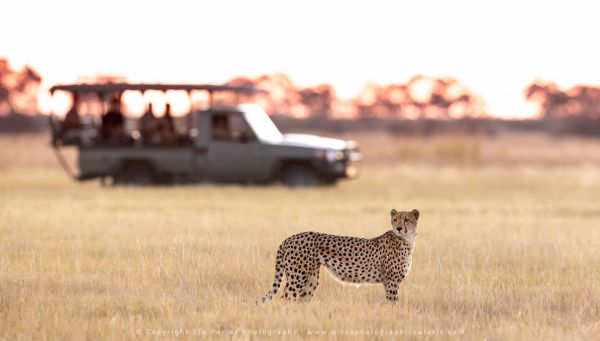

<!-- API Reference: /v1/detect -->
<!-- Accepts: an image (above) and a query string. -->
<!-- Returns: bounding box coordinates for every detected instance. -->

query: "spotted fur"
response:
[261,208,420,302]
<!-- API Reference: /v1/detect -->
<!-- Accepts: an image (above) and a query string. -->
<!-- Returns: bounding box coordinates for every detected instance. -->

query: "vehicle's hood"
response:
[279,133,349,150]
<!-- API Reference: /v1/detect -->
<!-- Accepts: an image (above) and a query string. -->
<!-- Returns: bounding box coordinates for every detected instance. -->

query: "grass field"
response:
[1,133,600,340]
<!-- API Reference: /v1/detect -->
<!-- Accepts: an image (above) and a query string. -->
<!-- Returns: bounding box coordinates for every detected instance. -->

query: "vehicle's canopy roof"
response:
[49,83,264,94]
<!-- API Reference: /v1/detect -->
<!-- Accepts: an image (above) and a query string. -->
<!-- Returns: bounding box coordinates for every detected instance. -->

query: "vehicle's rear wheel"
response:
[113,162,156,186]
[280,164,321,187]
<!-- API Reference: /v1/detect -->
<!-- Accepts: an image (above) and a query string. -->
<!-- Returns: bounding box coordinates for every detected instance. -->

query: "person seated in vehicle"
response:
[140,103,159,145]
[212,115,232,141]
[157,103,176,145]
[101,97,125,144]
[59,93,82,144]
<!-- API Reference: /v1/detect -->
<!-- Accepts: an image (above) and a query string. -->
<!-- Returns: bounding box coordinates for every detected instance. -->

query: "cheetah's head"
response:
[390,209,419,237]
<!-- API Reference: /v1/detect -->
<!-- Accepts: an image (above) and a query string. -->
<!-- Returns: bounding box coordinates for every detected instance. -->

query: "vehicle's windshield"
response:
[240,104,283,143]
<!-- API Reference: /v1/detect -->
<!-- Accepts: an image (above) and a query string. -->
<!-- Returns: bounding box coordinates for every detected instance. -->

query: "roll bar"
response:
[49,83,265,106]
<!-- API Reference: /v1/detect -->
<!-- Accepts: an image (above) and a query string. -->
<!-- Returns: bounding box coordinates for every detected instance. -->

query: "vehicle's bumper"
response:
[318,149,362,180]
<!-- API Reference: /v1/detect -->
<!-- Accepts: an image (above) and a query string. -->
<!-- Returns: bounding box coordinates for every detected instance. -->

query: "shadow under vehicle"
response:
[49,83,362,186]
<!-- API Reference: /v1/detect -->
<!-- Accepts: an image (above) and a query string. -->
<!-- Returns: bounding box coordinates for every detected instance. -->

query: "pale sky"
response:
[2,0,599,118]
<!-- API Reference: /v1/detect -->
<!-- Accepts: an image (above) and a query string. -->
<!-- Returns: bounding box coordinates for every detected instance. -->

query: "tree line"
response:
[225,73,484,119]
[1,57,599,125]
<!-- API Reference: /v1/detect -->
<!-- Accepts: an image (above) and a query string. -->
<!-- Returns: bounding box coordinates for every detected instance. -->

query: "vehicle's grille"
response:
[345,148,362,161]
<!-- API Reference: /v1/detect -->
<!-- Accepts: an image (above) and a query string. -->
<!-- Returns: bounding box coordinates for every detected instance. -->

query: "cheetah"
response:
[261,208,419,302]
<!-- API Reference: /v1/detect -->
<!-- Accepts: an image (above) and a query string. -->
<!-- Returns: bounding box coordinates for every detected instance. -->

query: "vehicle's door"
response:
[192,112,210,182]
[206,113,267,183]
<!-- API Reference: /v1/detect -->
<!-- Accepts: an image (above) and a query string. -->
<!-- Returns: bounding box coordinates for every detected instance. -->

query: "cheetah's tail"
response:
[260,244,286,303]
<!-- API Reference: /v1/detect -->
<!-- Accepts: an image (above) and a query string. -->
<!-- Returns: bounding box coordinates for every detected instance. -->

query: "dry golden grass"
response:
[1,133,600,340]
[325,131,600,166]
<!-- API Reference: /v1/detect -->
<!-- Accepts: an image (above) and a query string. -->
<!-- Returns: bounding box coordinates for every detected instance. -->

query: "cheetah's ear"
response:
[411,209,420,220]
[390,209,398,216]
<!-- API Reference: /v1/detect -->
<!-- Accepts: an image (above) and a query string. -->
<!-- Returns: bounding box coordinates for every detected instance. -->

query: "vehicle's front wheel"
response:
[280,164,321,187]
[113,161,156,186]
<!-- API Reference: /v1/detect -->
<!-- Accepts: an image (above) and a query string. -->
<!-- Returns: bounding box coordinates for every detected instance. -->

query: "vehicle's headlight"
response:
[326,150,345,162]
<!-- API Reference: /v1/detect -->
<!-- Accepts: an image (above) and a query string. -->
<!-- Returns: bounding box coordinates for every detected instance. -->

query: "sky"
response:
[2,0,599,118]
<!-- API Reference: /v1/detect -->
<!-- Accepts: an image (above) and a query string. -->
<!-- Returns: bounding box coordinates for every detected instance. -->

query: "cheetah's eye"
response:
[393,218,398,223]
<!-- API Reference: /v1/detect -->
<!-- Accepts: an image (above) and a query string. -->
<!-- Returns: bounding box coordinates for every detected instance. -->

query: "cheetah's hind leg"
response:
[281,280,291,301]
[299,267,320,301]
[384,281,399,303]
[282,269,310,302]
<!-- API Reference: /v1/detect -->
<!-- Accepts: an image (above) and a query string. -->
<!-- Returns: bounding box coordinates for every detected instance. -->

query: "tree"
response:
[298,84,334,118]
[226,73,307,117]
[0,58,42,115]
[406,76,481,119]
[353,76,482,119]
[525,81,600,119]
[525,81,570,119]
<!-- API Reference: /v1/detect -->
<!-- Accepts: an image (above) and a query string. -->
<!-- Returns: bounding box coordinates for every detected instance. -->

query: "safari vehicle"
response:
[49,83,361,186]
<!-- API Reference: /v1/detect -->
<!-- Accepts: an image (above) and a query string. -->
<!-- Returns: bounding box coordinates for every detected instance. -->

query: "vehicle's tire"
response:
[113,162,156,186]
[280,164,321,187]
[321,177,337,186]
